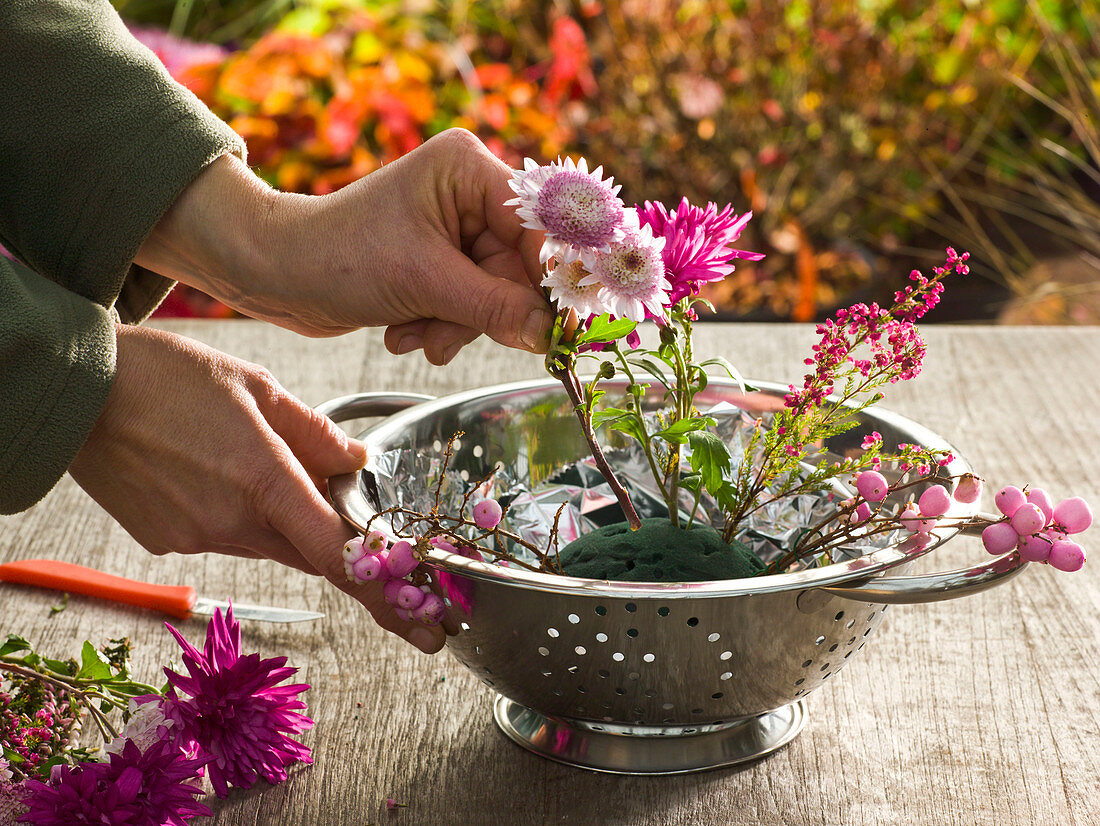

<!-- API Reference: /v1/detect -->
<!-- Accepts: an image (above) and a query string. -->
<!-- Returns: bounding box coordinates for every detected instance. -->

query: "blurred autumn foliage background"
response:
[113,0,1100,324]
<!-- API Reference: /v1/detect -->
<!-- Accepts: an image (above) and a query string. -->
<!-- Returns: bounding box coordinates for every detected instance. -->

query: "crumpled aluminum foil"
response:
[367,400,894,572]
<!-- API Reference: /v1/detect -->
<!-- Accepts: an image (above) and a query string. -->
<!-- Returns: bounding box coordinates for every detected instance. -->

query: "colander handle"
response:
[817,550,1027,604]
[318,392,437,534]
[315,392,436,423]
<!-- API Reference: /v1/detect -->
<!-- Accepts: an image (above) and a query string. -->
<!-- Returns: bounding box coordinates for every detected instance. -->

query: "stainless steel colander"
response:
[320,379,1026,775]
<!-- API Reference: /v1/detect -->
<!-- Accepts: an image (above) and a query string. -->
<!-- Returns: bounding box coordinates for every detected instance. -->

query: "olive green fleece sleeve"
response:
[0,0,248,512]
[0,258,116,513]
[0,0,245,323]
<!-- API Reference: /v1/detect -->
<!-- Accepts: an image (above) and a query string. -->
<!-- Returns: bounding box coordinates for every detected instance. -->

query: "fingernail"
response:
[347,437,368,464]
[441,342,462,364]
[408,626,442,654]
[520,308,553,351]
[396,335,421,355]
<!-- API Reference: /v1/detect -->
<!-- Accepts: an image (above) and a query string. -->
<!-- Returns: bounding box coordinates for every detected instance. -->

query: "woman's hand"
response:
[69,324,447,654]
[137,129,553,364]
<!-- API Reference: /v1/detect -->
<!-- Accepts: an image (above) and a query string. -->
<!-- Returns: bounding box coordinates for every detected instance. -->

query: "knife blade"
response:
[0,559,324,623]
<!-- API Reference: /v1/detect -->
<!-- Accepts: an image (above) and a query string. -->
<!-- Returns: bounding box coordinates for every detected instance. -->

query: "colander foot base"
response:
[492,695,807,775]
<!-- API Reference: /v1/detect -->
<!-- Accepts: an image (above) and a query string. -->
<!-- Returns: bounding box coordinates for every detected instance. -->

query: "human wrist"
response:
[134,154,281,309]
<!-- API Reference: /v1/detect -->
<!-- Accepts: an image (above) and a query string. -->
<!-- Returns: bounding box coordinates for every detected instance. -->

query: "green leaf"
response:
[591,407,632,428]
[0,634,31,657]
[653,416,717,445]
[49,593,69,616]
[76,641,112,682]
[3,746,25,764]
[42,657,71,674]
[687,430,733,494]
[629,357,673,389]
[608,417,649,443]
[700,357,749,392]
[574,314,637,346]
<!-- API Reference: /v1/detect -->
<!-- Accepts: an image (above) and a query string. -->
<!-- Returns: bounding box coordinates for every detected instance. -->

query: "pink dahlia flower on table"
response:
[160,606,313,798]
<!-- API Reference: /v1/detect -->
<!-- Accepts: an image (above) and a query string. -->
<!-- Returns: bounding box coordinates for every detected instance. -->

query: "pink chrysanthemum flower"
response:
[506,157,632,265]
[579,224,671,322]
[636,197,763,304]
[540,252,609,317]
[21,738,210,826]
[160,607,313,798]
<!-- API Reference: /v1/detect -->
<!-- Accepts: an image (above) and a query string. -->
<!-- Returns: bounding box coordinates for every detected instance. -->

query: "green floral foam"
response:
[558,517,765,583]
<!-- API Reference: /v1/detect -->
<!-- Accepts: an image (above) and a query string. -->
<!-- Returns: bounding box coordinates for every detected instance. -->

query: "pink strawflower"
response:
[636,197,763,305]
[540,254,609,317]
[506,157,631,265]
[578,224,670,322]
[21,738,210,826]
[160,607,313,798]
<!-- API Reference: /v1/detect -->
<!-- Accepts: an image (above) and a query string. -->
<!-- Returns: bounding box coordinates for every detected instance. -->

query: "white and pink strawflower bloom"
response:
[579,224,671,322]
[506,156,632,266]
[540,253,610,318]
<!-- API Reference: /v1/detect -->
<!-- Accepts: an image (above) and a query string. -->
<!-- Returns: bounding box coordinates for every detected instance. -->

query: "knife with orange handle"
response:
[0,559,324,623]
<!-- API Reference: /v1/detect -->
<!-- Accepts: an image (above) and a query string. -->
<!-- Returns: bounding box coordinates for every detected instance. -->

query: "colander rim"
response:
[348,376,976,597]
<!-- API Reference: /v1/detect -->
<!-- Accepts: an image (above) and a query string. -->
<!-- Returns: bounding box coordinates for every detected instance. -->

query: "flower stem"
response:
[551,362,641,530]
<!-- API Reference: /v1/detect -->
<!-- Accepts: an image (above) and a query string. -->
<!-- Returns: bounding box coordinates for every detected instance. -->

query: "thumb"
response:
[259,386,367,478]
[431,256,554,352]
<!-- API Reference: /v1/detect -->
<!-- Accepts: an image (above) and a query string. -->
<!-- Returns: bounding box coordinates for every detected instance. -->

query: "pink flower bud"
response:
[349,554,385,584]
[982,522,1018,555]
[918,485,951,518]
[382,579,406,606]
[396,583,426,610]
[855,470,889,503]
[472,498,504,529]
[952,473,983,504]
[1010,503,1045,537]
[430,536,457,554]
[342,536,367,564]
[1053,497,1093,534]
[364,530,388,554]
[1017,534,1052,563]
[994,486,1026,517]
[386,540,419,579]
[412,593,446,625]
[1025,488,1053,525]
[1049,540,1086,572]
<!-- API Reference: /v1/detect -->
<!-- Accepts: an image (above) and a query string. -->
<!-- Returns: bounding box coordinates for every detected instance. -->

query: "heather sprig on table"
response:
[0,608,312,826]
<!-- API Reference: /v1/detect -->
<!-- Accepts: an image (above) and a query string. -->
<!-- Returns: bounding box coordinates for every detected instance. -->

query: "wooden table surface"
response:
[2,321,1098,826]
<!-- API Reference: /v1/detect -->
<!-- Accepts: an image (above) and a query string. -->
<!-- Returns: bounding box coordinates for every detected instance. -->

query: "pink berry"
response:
[952,473,983,504]
[1010,503,1045,537]
[900,507,922,532]
[472,498,504,529]
[364,530,388,554]
[918,485,951,518]
[342,536,367,564]
[1049,540,1086,572]
[396,583,426,610]
[1017,534,1052,563]
[349,554,385,584]
[1025,488,1053,525]
[382,579,406,606]
[995,486,1027,517]
[855,470,889,503]
[430,536,457,554]
[853,502,872,524]
[982,522,1018,555]
[1053,497,1093,534]
[386,540,419,579]
[393,608,413,622]
[412,593,446,625]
